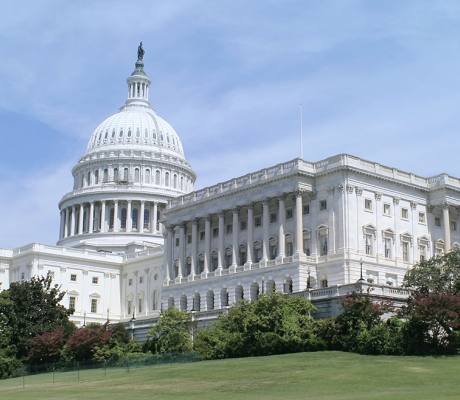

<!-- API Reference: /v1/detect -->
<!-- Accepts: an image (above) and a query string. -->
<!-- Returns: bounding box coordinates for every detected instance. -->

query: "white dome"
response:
[86,107,185,158]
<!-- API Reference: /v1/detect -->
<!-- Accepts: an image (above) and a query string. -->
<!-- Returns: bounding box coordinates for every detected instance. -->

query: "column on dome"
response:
[140,200,145,232]
[70,205,76,236]
[152,201,158,233]
[191,218,198,276]
[295,189,304,255]
[442,202,451,252]
[232,207,239,267]
[89,201,94,233]
[78,203,84,235]
[65,207,70,237]
[204,214,211,274]
[127,200,132,233]
[100,200,106,233]
[246,203,254,264]
[277,194,286,260]
[262,198,270,261]
[59,210,65,239]
[114,200,119,232]
[218,211,225,269]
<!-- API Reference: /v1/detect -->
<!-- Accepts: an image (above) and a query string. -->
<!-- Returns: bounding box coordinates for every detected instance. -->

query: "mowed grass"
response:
[1,351,460,400]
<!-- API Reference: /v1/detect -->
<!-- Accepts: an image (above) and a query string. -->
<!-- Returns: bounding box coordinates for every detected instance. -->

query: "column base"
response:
[259,259,268,268]
[244,262,252,271]
[293,252,306,262]
[275,255,285,265]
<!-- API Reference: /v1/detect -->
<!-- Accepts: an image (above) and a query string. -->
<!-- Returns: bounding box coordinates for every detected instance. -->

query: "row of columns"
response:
[128,81,149,99]
[60,200,162,239]
[164,190,306,281]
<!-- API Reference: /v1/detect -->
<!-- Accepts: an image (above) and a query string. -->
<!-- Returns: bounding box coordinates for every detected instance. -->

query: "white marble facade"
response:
[1,52,460,328]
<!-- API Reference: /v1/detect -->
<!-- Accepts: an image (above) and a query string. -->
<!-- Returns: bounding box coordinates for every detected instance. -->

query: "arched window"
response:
[152,130,157,139]
[155,170,160,185]
[121,208,127,229]
[134,168,140,183]
[99,209,102,230]
[94,170,99,185]
[111,129,115,138]
[81,174,85,188]
[136,128,140,138]
[144,129,148,139]
[144,209,149,230]
[123,168,129,181]
[119,129,123,138]
[132,208,138,230]
[145,169,150,183]
[109,208,114,230]
[113,168,118,181]
[173,174,178,189]
[87,172,92,186]
[83,210,88,233]
[165,172,170,187]
[104,130,108,139]
[181,176,184,191]
[127,129,132,138]
[103,169,108,183]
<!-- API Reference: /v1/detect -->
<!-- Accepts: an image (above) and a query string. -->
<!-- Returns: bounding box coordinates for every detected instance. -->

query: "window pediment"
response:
[418,235,430,248]
[400,232,413,245]
[363,224,377,240]
[269,237,278,246]
[89,292,101,298]
[382,228,396,243]
[303,229,311,240]
[316,224,329,237]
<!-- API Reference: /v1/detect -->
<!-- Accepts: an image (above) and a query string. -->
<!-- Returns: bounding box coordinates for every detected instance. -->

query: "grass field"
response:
[1,351,460,399]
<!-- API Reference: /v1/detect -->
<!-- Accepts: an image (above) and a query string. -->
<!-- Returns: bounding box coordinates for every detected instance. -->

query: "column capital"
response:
[114,199,119,204]
[346,184,354,194]
[355,186,363,196]
[441,201,450,210]
[218,210,226,218]
[337,184,345,193]
[165,224,174,232]
[277,193,286,201]
[327,186,335,195]
[410,200,418,210]
[293,189,304,198]
[192,217,200,225]
[232,206,240,213]
[246,202,254,210]
[393,197,400,205]
[374,192,382,201]
[205,214,212,222]
[127,199,132,204]
[309,190,317,200]
[428,205,435,213]
[261,197,270,205]
[101,200,106,204]
[179,221,186,229]
[141,199,145,204]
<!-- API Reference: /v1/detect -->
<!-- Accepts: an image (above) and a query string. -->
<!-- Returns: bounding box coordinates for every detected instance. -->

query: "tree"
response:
[64,325,113,361]
[27,328,66,364]
[143,307,192,354]
[0,276,74,359]
[0,293,22,378]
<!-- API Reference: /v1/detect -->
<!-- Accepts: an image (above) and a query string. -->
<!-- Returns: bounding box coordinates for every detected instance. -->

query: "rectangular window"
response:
[402,242,409,262]
[139,276,143,284]
[286,242,294,257]
[401,208,409,220]
[175,238,179,246]
[383,204,391,215]
[303,204,310,215]
[48,271,55,279]
[200,231,205,240]
[138,299,143,313]
[435,217,441,227]
[187,234,192,244]
[91,298,97,313]
[451,221,457,231]
[365,235,373,256]
[269,245,277,260]
[270,213,277,223]
[364,199,372,211]
[69,296,76,310]
[384,238,391,259]
[286,209,293,219]
[92,276,99,284]
[226,224,233,234]
[321,236,328,255]
[319,200,327,211]
[321,279,328,288]
[420,246,426,262]
[419,212,426,223]
[70,274,77,282]
[213,228,219,237]
[240,220,247,231]
[255,216,262,227]
[128,278,133,286]
[21,272,25,280]
[127,300,132,315]
[304,240,310,256]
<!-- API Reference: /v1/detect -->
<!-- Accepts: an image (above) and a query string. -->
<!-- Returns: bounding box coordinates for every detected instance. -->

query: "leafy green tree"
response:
[143,307,192,354]
[0,293,22,378]
[0,276,74,360]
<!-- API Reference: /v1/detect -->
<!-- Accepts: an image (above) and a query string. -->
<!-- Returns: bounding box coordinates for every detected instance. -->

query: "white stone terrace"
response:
[168,154,460,210]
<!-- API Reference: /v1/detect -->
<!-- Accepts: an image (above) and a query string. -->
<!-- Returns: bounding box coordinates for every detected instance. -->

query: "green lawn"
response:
[1,352,460,399]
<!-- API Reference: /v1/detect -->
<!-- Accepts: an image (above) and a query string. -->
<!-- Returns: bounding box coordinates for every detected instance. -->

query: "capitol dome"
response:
[57,45,196,253]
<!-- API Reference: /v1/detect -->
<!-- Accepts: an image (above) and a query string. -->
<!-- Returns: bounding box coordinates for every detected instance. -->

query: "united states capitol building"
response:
[1,47,460,336]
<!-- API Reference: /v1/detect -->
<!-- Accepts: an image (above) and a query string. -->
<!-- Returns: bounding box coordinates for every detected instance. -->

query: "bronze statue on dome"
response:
[137,42,145,61]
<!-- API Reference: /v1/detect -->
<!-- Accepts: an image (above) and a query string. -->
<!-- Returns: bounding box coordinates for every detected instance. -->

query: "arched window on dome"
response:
[104,130,108,139]
[181,177,184,191]
[167,135,170,143]
[160,132,164,141]
[103,169,108,183]
[172,137,175,145]
[98,132,102,142]
[87,172,92,186]
[111,129,115,139]
[81,174,85,188]
[155,170,160,185]
[143,209,149,230]
[123,168,129,182]
[144,129,148,139]
[136,129,140,139]
[134,168,140,183]
[165,172,170,187]
[119,129,123,138]
[83,210,88,233]
[113,168,118,182]
[121,208,127,230]
[132,208,138,230]
[145,169,150,183]
[94,170,99,185]
[109,208,114,230]
[152,130,157,139]
[173,174,177,189]
[127,129,132,138]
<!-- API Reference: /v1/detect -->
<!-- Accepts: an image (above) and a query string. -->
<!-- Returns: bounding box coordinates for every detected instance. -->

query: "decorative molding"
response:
[393,197,400,205]
[374,192,382,201]
[410,201,418,210]
[60,267,67,273]
[441,201,450,210]
[309,191,317,200]
[104,272,110,278]
[427,205,435,213]
[337,184,345,193]
[346,184,354,194]
[232,206,240,213]
[37,263,44,270]
[277,193,286,201]
[355,186,363,196]
[0,268,5,274]
[246,202,254,210]
[327,186,335,195]
[83,269,89,275]
[261,197,270,204]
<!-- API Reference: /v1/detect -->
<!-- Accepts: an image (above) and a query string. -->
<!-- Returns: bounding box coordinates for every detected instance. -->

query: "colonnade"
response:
[128,81,149,100]
[59,200,164,239]
[164,190,308,281]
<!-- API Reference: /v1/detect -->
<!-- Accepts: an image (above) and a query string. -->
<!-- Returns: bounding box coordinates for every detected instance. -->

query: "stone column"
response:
[59,210,65,239]
[78,204,84,234]
[442,202,451,252]
[218,211,225,269]
[70,205,76,236]
[167,226,174,280]
[178,222,185,278]
[204,214,211,274]
[100,200,106,233]
[295,189,304,255]
[121,273,127,318]
[164,228,170,282]
[247,203,254,264]
[262,198,270,261]
[65,207,70,237]
[127,200,132,232]
[114,200,119,232]
[89,201,94,233]
[191,218,198,276]
[152,202,158,233]
[277,194,286,260]
[144,268,150,314]
[232,207,239,267]
[140,200,145,232]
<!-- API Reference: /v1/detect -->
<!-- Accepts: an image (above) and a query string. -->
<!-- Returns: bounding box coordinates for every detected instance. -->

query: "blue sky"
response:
[1,1,460,248]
